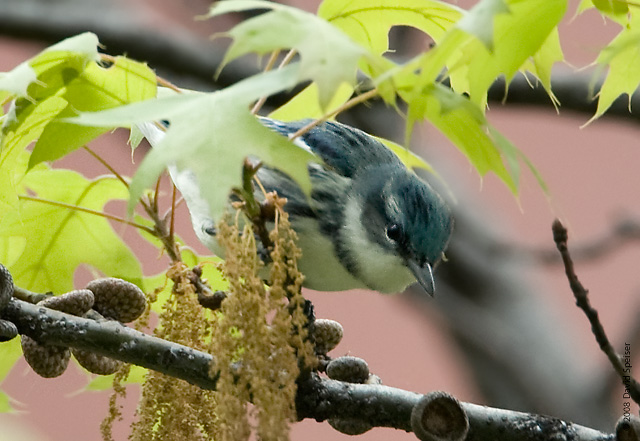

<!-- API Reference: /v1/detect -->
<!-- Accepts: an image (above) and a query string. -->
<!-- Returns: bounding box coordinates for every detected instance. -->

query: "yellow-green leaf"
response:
[593,0,629,22]
[591,16,640,120]
[456,0,509,50]
[406,83,519,193]
[209,0,365,108]
[520,28,564,107]
[444,0,567,107]
[85,365,148,390]
[0,96,68,218]
[269,82,354,121]
[66,67,315,222]
[30,56,156,168]
[378,137,434,173]
[318,0,463,54]
[0,339,21,412]
[0,168,142,293]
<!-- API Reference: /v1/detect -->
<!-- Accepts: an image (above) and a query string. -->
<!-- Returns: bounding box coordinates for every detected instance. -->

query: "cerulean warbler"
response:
[139,118,453,295]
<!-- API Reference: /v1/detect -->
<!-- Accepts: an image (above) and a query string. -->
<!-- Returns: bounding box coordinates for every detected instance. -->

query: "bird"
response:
[138,118,453,296]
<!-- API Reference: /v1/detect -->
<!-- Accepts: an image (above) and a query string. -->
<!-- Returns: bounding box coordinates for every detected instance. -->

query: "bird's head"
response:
[356,166,453,295]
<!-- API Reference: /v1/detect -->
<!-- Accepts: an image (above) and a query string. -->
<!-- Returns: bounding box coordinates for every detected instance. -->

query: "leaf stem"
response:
[251,48,298,115]
[251,50,282,114]
[156,75,183,94]
[18,194,155,234]
[82,145,129,188]
[99,53,181,94]
[289,88,379,140]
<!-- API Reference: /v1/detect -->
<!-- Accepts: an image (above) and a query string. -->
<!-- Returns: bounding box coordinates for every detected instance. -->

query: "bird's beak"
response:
[407,259,435,297]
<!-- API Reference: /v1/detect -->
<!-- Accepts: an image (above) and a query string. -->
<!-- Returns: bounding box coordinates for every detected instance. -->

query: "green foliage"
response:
[86,365,147,391]
[0,167,142,292]
[578,0,629,24]
[407,83,521,192]
[318,0,463,54]
[0,97,67,215]
[210,0,365,108]
[0,339,21,411]
[0,33,154,221]
[590,13,640,121]
[30,56,156,168]
[66,68,315,220]
[431,0,567,107]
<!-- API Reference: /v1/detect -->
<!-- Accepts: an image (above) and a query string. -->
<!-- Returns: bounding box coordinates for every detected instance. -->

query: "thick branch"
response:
[296,375,613,441]
[1,298,615,440]
[3,298,218,390]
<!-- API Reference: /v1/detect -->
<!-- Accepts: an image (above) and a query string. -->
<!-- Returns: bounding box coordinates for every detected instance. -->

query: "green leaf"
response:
[520,28,564,106]
[318,0,463,54]
[406,83,520,193]
[0,339,22,412]
[377,137,434,173]
[209,0,365,108]
[66,67,315,221]
[27,33,100,102]
[576,0,594,14]
[0,236,27,269]
[443,0,567,106]
[0,34,136,225]
[30,57,156,168]
[0,168,142,293]
[0,96,68,218]
[85,365,148,390]
[456,0,509,50]
[591,0,629,23]
[591,15,640,121]
[0,33,98,101]
[269,82,354,121]
[0,62,37,99]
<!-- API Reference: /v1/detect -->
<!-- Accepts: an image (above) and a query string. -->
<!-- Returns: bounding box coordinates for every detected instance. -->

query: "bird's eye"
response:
[385,224,403,243]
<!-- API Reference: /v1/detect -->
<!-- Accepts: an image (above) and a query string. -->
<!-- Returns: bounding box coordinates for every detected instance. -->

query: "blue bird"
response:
[139,118,453,295]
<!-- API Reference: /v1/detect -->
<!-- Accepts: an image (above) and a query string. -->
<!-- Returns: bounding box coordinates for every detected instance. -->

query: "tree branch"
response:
[3,298,218,390]
[553,219,640,406]
[0,297,616,440]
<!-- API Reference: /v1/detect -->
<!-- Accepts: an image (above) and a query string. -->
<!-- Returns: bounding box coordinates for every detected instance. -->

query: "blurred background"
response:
[1,0,639,440]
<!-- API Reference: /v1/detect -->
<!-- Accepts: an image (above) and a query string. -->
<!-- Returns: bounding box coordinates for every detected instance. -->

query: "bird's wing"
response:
[259,118,402,178]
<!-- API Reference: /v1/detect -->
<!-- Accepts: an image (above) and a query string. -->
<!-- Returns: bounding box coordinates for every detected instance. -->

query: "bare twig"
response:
[552,218,640,406]
[12,286,50,304]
